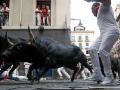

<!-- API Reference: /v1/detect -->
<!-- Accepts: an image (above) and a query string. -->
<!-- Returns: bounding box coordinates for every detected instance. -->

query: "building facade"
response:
[0,0,70,29]
[0,0,71,77]
[0,0,71,45]
[70,26,95,57]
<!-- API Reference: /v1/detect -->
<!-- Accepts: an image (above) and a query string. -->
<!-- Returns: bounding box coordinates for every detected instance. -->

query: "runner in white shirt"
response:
[85,0,119,84]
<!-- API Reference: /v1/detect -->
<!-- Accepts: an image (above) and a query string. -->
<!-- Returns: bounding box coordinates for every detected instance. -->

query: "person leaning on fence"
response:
[85,0,119,84]
[35,5,41,26]
[46,5,51,25]
[2,3,9,26]
[41,4,48,26]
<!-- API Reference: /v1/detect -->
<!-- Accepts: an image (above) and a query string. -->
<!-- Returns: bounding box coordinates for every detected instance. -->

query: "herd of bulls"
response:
[0,27,120,84]
[0,27,93,83]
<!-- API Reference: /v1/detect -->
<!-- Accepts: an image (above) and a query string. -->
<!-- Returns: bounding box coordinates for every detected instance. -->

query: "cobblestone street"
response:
[0,79,120,90]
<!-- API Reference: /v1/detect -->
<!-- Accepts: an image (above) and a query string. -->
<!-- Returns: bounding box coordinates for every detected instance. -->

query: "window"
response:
[85,36,89,41]
[71,36,75,42]
[78,36,82,42]
[36,0,51,26]
[86,43,89,46]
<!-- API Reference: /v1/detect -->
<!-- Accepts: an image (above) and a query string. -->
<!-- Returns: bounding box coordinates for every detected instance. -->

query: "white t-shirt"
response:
[97,4,118,33]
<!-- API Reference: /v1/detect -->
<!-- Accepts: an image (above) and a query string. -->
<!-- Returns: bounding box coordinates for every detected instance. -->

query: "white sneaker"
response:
[101,76,114,85]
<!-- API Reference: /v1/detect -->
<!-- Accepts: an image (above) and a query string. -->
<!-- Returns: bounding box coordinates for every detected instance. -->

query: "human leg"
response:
[57,67,63,77]
[57,67,63,79]
[61,67,70,80]
[89,36,103,82]
[99,34,119,84]
[81,69,87,80]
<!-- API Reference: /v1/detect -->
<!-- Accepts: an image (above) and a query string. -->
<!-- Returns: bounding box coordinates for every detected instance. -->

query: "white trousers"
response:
[89,30,119,80]
[57,67,70,79]
[36,13,41,26]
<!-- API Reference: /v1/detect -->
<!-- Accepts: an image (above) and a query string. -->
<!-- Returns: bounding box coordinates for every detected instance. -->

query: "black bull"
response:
[0,29,31,80]
[0,36,93,82]
[0,30,21,79]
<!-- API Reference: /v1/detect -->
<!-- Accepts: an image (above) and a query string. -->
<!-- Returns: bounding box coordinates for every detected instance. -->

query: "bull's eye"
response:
[16,45,23,50]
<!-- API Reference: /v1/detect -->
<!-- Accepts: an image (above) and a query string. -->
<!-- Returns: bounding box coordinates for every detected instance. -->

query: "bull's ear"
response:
[27,25,35,46]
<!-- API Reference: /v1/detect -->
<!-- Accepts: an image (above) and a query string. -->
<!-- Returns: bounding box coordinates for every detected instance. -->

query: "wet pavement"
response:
[0,79,120,90]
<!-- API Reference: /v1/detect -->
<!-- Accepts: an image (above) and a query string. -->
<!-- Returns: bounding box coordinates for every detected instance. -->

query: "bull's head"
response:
[0,42,38,62]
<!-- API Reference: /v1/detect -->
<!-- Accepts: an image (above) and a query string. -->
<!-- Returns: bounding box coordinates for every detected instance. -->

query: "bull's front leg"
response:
[27,64,34,81]
[71,64,80,82]
[38,67,49,81]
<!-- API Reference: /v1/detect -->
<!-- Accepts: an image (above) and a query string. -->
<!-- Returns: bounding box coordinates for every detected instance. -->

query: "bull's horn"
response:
[27,25,35,45]
[5,32,14,45]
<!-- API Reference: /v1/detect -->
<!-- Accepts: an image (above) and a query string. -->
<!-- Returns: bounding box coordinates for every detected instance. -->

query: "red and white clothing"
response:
[41,7,48,25]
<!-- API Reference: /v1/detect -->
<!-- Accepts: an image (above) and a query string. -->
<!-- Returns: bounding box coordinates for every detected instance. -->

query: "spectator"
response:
[46,5,51,25]
[41,4,48,25]
[2,3,9,26]
[35,5,41,26]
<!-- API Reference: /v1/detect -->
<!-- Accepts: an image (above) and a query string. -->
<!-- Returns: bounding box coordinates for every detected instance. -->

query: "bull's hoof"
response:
[27,75,32,81]
[97,80,102,84]
[30,80,39,85]
[71,79,74,82]
[30,80,34,85]
[71,80,74,82]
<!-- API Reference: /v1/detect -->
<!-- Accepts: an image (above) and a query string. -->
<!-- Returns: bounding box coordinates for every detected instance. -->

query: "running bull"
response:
[0,28,93,82]
[0,29,27,80]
